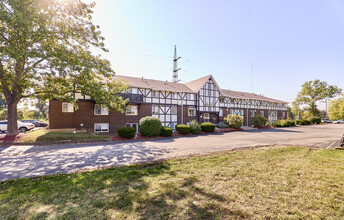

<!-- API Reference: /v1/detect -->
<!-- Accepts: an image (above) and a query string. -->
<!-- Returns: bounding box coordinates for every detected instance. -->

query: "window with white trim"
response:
[126,123,138,133]
[250,110,255,117]
[188,107,196,116]
[171,106,177,114]
[282,112,286,118]
[94,104,109,115]
[210,97,215,105]
[94,123,109,132]
[126,105,138,116]
[152,105,159,114]
[219,109,223,117]
[261,111,264,117]
[62,102,74,112]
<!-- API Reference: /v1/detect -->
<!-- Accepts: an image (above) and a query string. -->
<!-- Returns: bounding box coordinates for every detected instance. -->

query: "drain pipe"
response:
[181,101,184,124]
[246,106,249,126]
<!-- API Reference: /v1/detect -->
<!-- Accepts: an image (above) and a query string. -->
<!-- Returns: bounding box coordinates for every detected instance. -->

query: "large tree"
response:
[35,99,48,119]
[328,94,344,120]
[290,100,302,120]
[0,0,127,135]
[295,80,341,116]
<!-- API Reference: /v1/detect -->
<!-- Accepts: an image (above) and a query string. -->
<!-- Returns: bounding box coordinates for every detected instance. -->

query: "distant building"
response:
[49,74,288,133]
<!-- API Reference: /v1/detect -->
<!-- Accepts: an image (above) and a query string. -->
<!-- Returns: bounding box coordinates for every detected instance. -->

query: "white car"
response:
[332,120,344,124]
[0,120,35,133]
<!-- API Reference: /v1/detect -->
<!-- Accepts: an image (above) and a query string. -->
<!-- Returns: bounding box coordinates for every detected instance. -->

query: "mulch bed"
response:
[0,134,25,143]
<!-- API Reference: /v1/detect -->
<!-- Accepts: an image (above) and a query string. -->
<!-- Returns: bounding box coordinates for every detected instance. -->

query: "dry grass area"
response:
[1,146,344,219]
[19,129,110,142]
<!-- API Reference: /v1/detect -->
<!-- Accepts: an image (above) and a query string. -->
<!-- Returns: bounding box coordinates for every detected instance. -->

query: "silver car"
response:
[0,120,35,133]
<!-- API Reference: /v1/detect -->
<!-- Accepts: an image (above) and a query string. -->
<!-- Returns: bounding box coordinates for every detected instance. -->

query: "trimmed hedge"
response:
[160,126,173,137]
[296,119,311,125]
[309,116,321,124]
[249,115,267,127]
[224,115,243,129]
[118,127,136,138]
[190,120,202,134]
[176,124,191,134]
[273,120,295,127]
[201,122,216,132]
[139,116,162,137]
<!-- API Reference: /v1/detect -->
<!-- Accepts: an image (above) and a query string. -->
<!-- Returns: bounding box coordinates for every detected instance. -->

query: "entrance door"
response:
[126,123,138,133]
[203,113,210,122]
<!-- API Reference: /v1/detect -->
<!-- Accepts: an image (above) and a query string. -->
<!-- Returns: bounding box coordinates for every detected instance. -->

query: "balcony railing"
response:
[119,93,144,103]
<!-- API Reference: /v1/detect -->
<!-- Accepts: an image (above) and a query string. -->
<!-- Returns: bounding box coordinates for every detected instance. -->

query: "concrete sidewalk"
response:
[1,124,343,181]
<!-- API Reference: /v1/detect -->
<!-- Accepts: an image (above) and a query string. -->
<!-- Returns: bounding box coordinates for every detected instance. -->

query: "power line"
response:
[113,65,172,70]
[112,51,172,58]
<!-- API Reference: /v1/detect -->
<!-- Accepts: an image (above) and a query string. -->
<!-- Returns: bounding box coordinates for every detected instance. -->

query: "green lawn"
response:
[19,129,110,142]
[1,146,344,219]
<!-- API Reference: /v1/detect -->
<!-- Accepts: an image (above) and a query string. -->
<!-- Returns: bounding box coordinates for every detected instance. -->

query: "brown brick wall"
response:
[49,100,152,134]
[177,105,197,124]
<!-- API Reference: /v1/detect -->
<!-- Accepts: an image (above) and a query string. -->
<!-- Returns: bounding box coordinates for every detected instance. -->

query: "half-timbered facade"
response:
[49,74,288,133]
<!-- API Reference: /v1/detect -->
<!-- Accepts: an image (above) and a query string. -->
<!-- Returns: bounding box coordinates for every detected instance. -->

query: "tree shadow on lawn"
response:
[0,143,171,181]
[0,160,249,219]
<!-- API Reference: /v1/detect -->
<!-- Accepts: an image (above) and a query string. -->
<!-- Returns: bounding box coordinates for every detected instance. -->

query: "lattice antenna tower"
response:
[173,45,181,83]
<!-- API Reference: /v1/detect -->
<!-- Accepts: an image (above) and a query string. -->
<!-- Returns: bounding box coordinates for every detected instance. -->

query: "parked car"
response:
[321,119,332,123]
[21,119,48,127]
[0,120,35,133]
[332,120,344,124]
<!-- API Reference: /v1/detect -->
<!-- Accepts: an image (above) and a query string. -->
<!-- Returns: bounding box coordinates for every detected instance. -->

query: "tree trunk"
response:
[7,101,18,136]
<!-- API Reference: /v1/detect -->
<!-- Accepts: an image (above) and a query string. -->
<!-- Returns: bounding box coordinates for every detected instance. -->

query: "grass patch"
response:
[1,146,344,219]
[19,129,110,142]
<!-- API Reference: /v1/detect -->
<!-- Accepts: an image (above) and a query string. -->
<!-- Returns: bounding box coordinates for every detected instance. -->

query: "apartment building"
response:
[49,74,288,133]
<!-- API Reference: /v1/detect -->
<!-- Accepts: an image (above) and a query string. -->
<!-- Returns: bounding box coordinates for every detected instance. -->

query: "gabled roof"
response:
[108,74,287,104]
[185,74,225,96]
[221,89,288,104]
[112,75,194,93]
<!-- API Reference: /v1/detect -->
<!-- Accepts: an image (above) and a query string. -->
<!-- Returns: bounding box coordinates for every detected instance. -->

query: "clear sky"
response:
[84,0,344,106]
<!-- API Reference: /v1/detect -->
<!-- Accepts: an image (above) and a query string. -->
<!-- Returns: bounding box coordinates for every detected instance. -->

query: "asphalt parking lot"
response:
[0,124,343,181]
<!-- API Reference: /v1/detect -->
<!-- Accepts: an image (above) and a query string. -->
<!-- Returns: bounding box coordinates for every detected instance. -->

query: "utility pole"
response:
[172,45,181,83]
[321,98,329,118]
